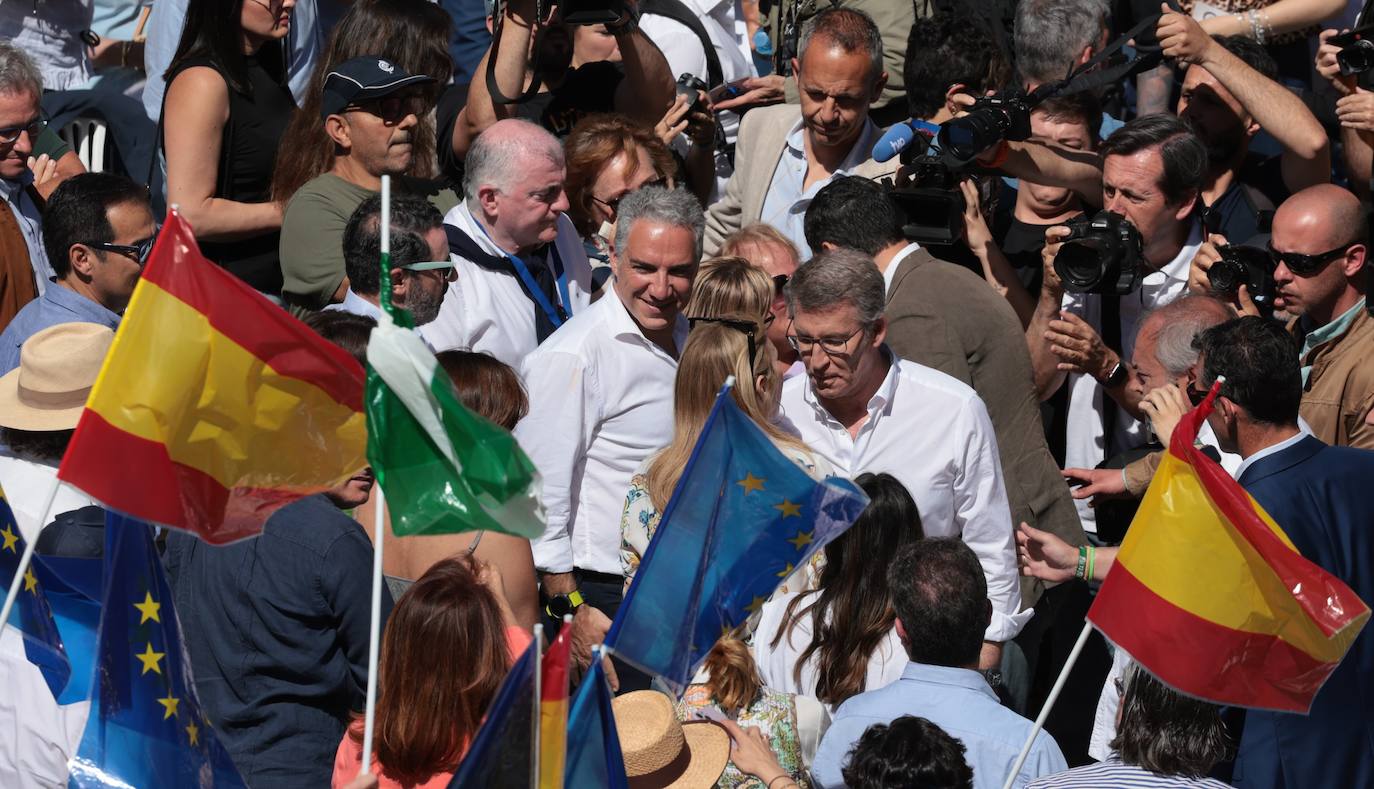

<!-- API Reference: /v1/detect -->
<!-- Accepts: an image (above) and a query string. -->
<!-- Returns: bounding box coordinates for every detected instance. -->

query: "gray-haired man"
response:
[776,249,1029,671]
[516,185,703,680]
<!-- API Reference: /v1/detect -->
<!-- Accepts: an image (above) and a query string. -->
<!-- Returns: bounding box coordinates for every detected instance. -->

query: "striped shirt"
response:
[1027,757,1232,788]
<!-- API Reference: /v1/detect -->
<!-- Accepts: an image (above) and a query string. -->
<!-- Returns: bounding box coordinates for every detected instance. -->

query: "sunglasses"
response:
[345,93,427,125]
[82,234,157,266]
[689,316,759,363]
[1267,242,1353,277]
[590,179,667,216]
[0,115,46,145]
[772,274,789,297]
[398,260,457,283]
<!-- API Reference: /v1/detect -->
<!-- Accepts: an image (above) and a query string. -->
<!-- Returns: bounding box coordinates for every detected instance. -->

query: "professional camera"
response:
[937,92,1036,165]
[1333,25,1374,76]
[675,73,709,116]
[882,132,968,245]
[1053,211,1145,295]
[1207,244,1276,309]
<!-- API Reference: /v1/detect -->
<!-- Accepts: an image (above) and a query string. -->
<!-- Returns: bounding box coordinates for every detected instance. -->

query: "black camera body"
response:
[1332,24,1374,76]
[675,73,709,116]
[882,134,969,245]
[561,0,626,26]
[937,92,1036,165]
[1053,211,1145,295]
[1208,244,1276,309]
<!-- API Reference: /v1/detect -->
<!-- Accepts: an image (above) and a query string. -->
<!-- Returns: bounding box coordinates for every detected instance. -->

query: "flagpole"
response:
[1001,621,1093,789]
[361,175,392,777]
[0,476,62,634]
[531,623,544,789]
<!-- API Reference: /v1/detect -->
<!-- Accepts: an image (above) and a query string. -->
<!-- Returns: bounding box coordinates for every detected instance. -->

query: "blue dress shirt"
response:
[0,284,121,375]
[812,662,1067,789]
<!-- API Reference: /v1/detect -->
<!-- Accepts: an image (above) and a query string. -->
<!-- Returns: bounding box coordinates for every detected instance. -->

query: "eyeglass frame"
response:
[397,260,457,283]
[772,274,789,297]
[589,178,667,217]
[342,92,428,126]
[785,320,869,358]
[1266,241,1356,277]
[80,234,158,266]
[688,316,760,364]
[0,114,47,145]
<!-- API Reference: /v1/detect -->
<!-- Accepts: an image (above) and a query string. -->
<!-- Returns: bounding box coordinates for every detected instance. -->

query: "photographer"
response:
[1317,27,1374,201]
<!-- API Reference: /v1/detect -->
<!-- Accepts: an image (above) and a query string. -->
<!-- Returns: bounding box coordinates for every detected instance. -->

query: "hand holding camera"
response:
[1157,4,1217,66]
[1188,234,1268,317]
[1052,211,1146,296]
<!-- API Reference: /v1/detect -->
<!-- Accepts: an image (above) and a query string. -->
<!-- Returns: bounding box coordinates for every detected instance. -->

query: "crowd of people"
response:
[2,0,1374,786]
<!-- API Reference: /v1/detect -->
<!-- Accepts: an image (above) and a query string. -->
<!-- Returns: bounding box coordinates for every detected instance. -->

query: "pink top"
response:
[331,626,535,789]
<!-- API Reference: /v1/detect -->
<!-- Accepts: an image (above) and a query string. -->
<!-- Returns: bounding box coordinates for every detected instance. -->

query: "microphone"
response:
[871,119,940,163]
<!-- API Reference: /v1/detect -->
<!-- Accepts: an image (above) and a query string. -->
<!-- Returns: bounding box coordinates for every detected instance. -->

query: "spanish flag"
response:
[1088,382,1370,713]
[57,211,367,544]
[539,621,572,789]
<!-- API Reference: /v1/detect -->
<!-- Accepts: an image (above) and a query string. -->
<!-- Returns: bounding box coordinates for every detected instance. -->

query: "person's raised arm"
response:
[1027,227,1072,399]
[452,0,541,161]
[993,139,1104,207]
[1197,0,1346,40]
[1159,6,1329,193]
[610,6,675,128]
[163,67,282,240]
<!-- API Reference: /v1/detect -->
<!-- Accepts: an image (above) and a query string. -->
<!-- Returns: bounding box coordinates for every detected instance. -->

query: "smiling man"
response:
[516,185,702,681]
[703,7,894,258]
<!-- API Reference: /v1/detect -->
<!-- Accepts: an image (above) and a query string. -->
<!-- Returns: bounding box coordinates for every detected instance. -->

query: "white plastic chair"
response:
[56,118,110,173]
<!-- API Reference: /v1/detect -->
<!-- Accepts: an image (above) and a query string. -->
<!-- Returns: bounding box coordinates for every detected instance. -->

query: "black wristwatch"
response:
[980,668,1004,689]
[1100,359,1128,389]
[544,589,585,618]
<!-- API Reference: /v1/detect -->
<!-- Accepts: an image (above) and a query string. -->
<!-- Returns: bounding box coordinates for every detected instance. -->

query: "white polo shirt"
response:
[516,289,689,576]
[778,352,1031,642]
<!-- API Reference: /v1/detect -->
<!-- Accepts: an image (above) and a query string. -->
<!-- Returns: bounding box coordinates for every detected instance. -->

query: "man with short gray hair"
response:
[517,185,703,679]
[0,42,50,331]
[1014,0,1110,89]
[777,249,1030,671]
[422,118,596,367]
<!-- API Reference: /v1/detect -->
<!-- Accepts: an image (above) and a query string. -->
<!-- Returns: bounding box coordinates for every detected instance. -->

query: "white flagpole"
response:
[0,476,63,634]
[360,175,392,776]
[531,623,545,789]
[1001,621,1094,789]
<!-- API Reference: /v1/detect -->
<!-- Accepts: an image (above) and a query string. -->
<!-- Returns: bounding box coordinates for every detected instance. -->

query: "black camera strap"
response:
[1100,292,1123,458]
[485,0,548,105]
[639,0,723,87]
[1030,12,1168,105]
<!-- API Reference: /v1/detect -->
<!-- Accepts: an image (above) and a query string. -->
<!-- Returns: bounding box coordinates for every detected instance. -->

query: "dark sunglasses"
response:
[772,274,789,297]
[1187,385,1208,408]
[1267,242,1353,277]
[82,234,157,266]
[689,316,759,363]
[346,93,426,125]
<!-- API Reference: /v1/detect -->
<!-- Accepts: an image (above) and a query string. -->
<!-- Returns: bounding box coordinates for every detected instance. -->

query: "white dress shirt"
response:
[0,175,52,296]
[778,353,1031,642]
[422,201,594,369]
[881,241,919,294]
[1061,221,1202,535]
[759,118,883,260]
[516,289,689,575]
[323,288,382,321]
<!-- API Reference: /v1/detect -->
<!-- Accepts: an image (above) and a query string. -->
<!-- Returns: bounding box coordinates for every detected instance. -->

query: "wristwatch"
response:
[980,668,1004,689]
[544,589,585,618]
[1100,359,1128,388]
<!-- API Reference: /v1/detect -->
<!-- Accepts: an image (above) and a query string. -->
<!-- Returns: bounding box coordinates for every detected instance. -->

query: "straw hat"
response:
[613,691,730,789]
[0,322,113,432]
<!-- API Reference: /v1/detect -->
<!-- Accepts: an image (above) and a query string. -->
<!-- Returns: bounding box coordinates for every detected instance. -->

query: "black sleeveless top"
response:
[165,54,295,295]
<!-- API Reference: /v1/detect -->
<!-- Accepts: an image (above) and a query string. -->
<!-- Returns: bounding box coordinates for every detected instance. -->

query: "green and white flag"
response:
[364,309,545,539]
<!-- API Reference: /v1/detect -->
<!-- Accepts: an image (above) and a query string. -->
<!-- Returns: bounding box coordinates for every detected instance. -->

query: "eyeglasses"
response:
[1267,242,1354,277]
[345,93,427,125]
[1187,385,1208,407]
[786,321,867,357]
[689,316,759,363]
[398,260,457,283]
[590,179,667,216]
[82,235,157,266]
[0,115,46,145]
[772,274,789,297]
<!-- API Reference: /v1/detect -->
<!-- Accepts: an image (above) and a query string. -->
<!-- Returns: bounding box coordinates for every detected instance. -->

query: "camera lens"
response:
[1208,259,1242,295]
[1054,239,1109,291]
[1338,40,1374,76]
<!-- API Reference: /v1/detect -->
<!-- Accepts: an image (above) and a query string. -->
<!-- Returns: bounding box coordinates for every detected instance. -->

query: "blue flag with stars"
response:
[564,648,628,789]
[67,512,244,788]
[606,382,870,693]
[0,483,70,698]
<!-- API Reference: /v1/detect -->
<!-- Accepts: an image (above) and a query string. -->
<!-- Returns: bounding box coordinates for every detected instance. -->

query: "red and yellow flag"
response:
[539,622,571,789]
[1088,383,1370,713]
[57,211,367,544]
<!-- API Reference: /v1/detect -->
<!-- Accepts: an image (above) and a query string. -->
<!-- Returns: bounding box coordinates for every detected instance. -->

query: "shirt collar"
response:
[603,282,690,354]
[44,282,122,325]
[1301,297,1367,358]
[900,662,999,701]
[782,117,883,175]
[0,170,33,202]
[1233,429,1310,480]
[883,242,922,293]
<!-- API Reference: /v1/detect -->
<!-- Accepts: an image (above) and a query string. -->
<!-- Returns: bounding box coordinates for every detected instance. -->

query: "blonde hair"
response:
[686,256,774,324]
[718,224,800,263]
[703,633,764,714]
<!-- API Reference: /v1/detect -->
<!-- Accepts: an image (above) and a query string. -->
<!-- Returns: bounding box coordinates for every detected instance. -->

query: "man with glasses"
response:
[279,56,460,312]
[327,194,453,326]
[423,118,595,367]
[0,43,52,332]
[0,173,155,375]
[777,248,1029,675]
[1190,184,1373,449]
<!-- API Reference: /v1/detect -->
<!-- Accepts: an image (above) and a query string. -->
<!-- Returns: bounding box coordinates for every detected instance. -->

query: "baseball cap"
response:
[320,56,435,119]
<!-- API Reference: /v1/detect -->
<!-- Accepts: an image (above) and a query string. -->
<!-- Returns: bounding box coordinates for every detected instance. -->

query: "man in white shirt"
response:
[422,118,595,367]
[516,185,702,677]
[777,249,1029,671]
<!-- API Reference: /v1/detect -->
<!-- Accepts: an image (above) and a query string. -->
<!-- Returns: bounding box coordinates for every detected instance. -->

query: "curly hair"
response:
[842,716,974,789]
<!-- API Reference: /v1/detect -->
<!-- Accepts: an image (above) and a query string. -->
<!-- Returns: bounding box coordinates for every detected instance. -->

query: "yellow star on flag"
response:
[787,530,814,550]
[135,642,165,675]
[186,721,200,746]
[134,591,162,624]
[776,562,795,579]
[1,524,17,553]
[774,499,802,518]
[736,472,766,494]
[23,567,37,594]
[157,693,180,720]
[745,595,768,615]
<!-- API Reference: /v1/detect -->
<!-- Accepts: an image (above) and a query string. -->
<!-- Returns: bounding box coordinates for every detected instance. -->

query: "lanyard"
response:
[470,212,571,328]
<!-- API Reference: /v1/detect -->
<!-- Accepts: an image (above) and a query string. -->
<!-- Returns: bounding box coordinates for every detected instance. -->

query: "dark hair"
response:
[886,539,988,667]
[1098,114,1207,207]
[351,556,511,785]
[166,0,286,95]
[0,428,74,464]
[803,176,905,257]
[903,12,1012,120]
[436,351,529,430]
[1111,667,1233,777]
[773,473,922,705]
[342,194,443,297]
[1193,316,1301,426]
[302,311,376,366]
[1034,92,1103,145]
[41,173,149,279]
[270,0,453,201]
[842,716,974,789]
[1211,35,1277,81]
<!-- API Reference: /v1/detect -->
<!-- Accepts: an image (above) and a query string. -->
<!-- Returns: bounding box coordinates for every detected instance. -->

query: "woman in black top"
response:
[162,0,297,295]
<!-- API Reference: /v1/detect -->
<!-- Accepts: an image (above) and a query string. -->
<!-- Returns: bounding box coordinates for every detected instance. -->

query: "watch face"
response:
[548,596,573,617]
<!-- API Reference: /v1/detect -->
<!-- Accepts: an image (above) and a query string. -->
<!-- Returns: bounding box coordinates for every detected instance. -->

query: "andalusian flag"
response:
[58,211,367,544]
[363,251,543,539]
[1088,382,1370,712]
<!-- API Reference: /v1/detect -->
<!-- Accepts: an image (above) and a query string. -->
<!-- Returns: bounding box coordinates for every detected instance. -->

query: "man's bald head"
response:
[1273,184,1367,250]
[1134,295,1235,390]
[464,119,565,202]
[1271,184,1368,323]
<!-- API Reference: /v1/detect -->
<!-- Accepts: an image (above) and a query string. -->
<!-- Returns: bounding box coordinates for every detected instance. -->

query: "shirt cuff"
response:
[986,607,1035,642]
[531,533,575,574]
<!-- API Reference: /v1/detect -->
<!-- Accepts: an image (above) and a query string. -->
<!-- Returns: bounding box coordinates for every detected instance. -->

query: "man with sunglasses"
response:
[328,194,453,326]
[0,173,154,376]
[280,57,460,312]
[0,44,53,331]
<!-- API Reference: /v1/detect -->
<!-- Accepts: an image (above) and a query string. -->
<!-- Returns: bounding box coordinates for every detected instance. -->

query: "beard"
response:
[403,281,446,326]
[1183,114,1245,167]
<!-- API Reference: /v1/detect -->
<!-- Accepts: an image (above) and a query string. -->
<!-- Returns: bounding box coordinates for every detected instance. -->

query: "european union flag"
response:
[449,634,538,788]
[67,513,244,788]
[0,484,70,698]
[606,383,870,693]
[564,647,627,789]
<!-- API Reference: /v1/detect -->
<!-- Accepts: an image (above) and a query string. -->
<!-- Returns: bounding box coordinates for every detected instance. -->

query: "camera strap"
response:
[1031,12,1167,105]
[485,0,548,105]
[1100,293,1123,457]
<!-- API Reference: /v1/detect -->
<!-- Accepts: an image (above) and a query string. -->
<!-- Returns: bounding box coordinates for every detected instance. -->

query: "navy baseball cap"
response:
[320,56,434,119]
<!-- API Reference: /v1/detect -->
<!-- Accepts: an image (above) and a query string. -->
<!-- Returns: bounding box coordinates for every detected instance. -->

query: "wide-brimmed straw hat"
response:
[0,322,113,432]
[613,691,730,789]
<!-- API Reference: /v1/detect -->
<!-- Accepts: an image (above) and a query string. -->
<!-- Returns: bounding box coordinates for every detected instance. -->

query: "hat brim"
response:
[0,368,84,432]
[661,721,731,789]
